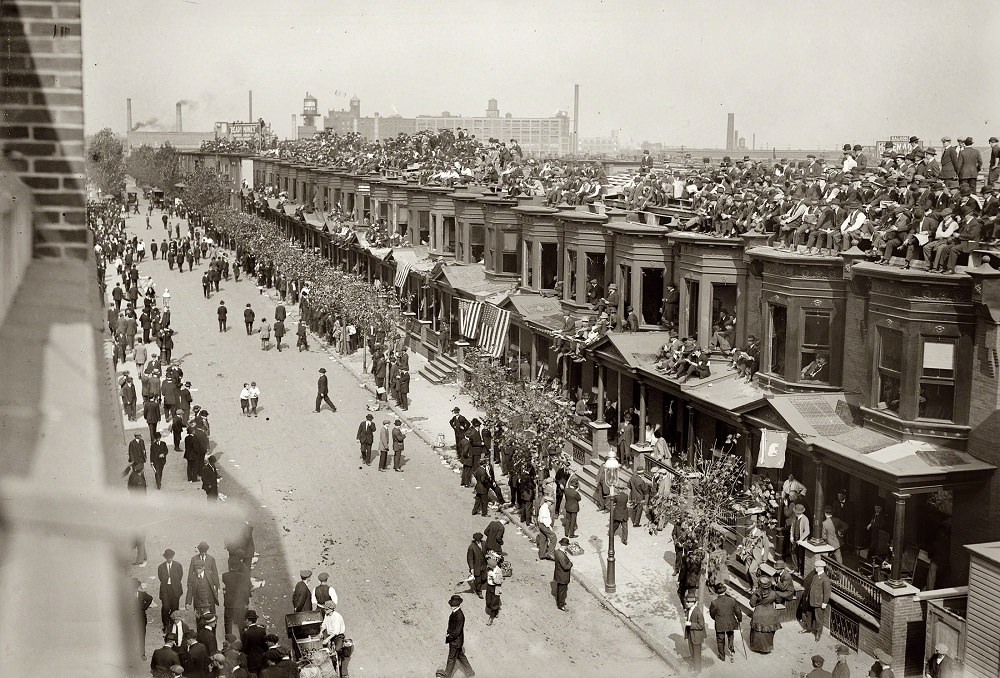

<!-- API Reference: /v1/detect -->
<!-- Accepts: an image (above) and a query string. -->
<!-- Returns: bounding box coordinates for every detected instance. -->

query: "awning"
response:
[764,393,995,488]
[588,332,672,370]
[677,371,767,413]
[434,263,513,301]
[499,294,565,332]
[391,248,435,273]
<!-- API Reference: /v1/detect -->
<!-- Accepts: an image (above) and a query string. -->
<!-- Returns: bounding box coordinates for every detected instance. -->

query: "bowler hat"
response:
[559,537,570,545]
[163,549,175,559]
[319,368,326,373]
[473,532,483,541]
[448,594,463,606]
[197,541,209,552]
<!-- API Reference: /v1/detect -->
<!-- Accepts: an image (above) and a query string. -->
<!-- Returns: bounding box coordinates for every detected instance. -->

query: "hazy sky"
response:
[82,0,998,149]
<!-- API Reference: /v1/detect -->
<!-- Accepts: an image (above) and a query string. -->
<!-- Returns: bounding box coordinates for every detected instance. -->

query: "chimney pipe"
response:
[176,102,182,133]
[249,90,253,121]
[572,84,580,155]
[127,98,133,133]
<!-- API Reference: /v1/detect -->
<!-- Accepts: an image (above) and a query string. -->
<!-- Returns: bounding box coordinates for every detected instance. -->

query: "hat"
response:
[757,575,772,587]
[965,137,974,145]
[452,407,461,413]
[793,503,806,514]
[559,537,570,546]
[773,559,787,569]
[201,613,217,625]
[300,569,312,578]
[991,137,999,144]
[164,633,177,642]
[874,649,892,664]
[197,541,209,552]
[319,368,326,373]
[212,653,226,663]
[908,135,919,143]
[935,642,949,654]
[811,655,825,666]
[134,432,141,438]
[449,594,464,606]
[322,600,337,611]
[941,136,951,142]
[473,532,483,541]
[814,559,827,569]
[170,610,184,620]
[245,610,258,621]
[836,644,850,656]
[366,413,374,420]
[170,666,184,675]
[318,572,329,582]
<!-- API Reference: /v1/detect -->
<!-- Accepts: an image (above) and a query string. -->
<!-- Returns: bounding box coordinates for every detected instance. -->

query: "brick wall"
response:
[842,289,869,400]
[1,0,87,260]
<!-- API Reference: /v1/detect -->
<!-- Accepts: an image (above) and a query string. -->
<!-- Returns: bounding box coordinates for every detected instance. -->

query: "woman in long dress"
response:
[484,552,503,626]
[748,575,781,654]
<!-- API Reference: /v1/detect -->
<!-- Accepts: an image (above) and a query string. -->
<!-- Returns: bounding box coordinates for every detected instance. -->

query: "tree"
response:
[181,165,231,214]
[86,128,125,197]
[125,143,182,197]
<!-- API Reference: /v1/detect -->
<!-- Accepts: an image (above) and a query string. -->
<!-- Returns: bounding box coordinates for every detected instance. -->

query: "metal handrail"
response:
[824,555,882,618]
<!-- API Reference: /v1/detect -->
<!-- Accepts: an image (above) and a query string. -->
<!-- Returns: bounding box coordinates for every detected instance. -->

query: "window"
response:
[642,268,664,325]
[418,211,430,245]
[877,328,903,415]
[619,264,633,312]
[501,231,519,274]
[524,241,534,287]
[540,243,558,290]
[799,310,831,382]
[485,226,495,270]
[768,304,787,375]
[919,338,956,421]
[470,223,485,263]
[443,216,456,254]
[565,248,578,301]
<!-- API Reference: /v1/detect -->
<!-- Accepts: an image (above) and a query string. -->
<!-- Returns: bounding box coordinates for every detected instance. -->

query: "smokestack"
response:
[733,129,739,151]
[176,102,182,133]
[127,98,133,133]
[726,113,734,151]
[573,84,580,155]
[249,90,253,121]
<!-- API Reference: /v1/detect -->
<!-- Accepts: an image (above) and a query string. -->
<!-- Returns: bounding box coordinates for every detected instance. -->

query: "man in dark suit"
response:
[181,631,210,678]
[148,432,168,490]
[189,542,220,591]
[443,594,474,678]
[133,577,154,658]
[241,610,268,677]
[196,613,219,656]
[201,454,220,501]
[611,486,630,545]
[150,633,180,678]
[467,418,486,470]
[392,419,406,472]
[926,642,955,678]
[806,655,834,678]
[563,478,581,538]
[158,548,184,632]
[457,434,473,487]
[554,537,573,611]
[472,460,490,517]
[128,432,146,466]
[449,407,470,449]
[396,368,410,410]
[186,563,219,621]
[940,137,960,188]
[356,413,376,465]
[958,137,983,190]
[222,564,252,637]
[803,560,833,641]
[293,569,313,612]
[683,590,706,673]
[315,368,336,412]
[708,583,743,663]
[184,427,204,482]
[466,533,486,598]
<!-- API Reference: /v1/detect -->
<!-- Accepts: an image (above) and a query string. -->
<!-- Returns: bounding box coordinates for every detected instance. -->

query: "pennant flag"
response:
[393,260,412,289]
[476,303,511,359]
[458,298,483,340]
[756,429,788,469]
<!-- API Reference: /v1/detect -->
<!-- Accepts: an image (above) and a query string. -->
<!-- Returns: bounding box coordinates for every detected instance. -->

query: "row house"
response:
[184,151,1000,672]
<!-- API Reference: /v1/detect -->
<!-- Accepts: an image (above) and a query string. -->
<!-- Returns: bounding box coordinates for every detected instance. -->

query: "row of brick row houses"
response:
[178,149,1000,674]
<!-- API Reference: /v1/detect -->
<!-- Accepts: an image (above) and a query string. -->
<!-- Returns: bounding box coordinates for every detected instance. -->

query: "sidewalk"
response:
[303,328,875,678]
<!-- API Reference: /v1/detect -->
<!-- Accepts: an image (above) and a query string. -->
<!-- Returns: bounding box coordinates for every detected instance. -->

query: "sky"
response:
[82,0,999,150]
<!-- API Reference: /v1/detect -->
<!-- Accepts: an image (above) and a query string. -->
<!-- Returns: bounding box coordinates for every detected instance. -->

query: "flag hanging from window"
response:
[756,429,788,469]
[476,303,511,359]
[393,260,412,289]
[458,298,483,340]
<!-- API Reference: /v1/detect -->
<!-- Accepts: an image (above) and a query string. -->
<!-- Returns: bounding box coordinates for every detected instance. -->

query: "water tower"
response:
[302,92,319,128]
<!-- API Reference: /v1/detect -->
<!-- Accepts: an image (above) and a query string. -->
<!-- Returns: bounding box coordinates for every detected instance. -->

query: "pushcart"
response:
[285,611,338,677]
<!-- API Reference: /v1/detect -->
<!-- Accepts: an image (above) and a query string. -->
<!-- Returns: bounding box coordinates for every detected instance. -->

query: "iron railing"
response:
[825,556,882,619]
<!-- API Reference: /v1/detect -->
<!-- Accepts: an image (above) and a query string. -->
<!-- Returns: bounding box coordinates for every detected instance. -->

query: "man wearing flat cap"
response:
[806,654,833,678]
[443,594,474,677]
[188,541,220,591]
[293,569,313,612]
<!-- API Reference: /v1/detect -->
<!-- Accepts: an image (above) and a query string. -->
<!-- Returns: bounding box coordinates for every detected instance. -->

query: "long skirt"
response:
[485,584,501,618]
[748,628,775,654]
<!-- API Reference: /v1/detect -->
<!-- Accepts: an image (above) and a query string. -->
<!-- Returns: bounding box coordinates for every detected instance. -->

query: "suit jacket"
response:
[808,572,832,608]
[128,438,147,465]
[684,605,707,644]
[182,641,210,678]
[611,493,629,521]
[822,516,841,550]
[831,660,850,678]
[958,147,983,179]
[553,549,573,583]
[186,573,219,608]
[457,436,472,465]
[805,669,833,678]
[293,580,313,612]
[150,646,181,676]
[223,569,251,608]
[446,608,466,648]
[196,626,218,656]
[629,474,650,502]
[563,486,581,513]
[708,594,743,632]
[151,440,168,470]
[473,465,489,495]
[188,553,220,590]
[317,373,329,395]
[391,426,405,452]
[356,420,375,444]
[158,560,184,601]
[378,425,391,451]
[940,146,960,179]
[467,541,486,575]
[242,624,268,673]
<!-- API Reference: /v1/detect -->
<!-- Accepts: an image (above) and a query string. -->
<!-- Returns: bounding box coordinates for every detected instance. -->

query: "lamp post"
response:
[605,500,616,593]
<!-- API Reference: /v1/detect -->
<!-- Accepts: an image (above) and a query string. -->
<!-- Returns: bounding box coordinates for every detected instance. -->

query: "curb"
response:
[257,287,683,673]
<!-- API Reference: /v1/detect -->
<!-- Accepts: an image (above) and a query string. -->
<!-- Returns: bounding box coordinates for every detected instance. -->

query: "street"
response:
[119,201,672,677]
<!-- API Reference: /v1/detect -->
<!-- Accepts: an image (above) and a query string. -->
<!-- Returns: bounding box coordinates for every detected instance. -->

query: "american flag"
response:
[476,303,511,359]
[458,298,483,340]
[393,260,412,289]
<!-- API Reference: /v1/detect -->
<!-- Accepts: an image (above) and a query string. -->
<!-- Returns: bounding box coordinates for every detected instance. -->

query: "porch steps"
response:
[572,452,633,506]
[418,353,459,385]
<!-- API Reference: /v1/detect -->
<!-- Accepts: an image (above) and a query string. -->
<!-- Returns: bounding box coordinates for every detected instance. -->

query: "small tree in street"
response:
[182,165,231,214]
[86,128,126,197]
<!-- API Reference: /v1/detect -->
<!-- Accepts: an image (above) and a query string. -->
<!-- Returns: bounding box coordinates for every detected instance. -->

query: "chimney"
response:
[726,113,734,151]
[127,98,133,132]
[573,84,580,155]
[176,102,182,133]
[249,90,253,121]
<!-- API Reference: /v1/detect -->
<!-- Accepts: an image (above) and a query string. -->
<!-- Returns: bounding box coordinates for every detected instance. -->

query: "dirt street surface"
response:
[120,203,672,677]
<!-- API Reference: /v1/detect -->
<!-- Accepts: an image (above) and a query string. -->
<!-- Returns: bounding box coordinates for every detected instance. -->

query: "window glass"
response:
[879,328,903,372]
[804,311,830,347]
[879,374,902,414]
[919,383,954,420]
[769,305,787,374]
[922,340,955,378]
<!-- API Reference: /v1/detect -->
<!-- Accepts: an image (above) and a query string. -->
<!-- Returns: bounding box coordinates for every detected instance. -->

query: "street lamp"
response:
[605,498,616,594]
